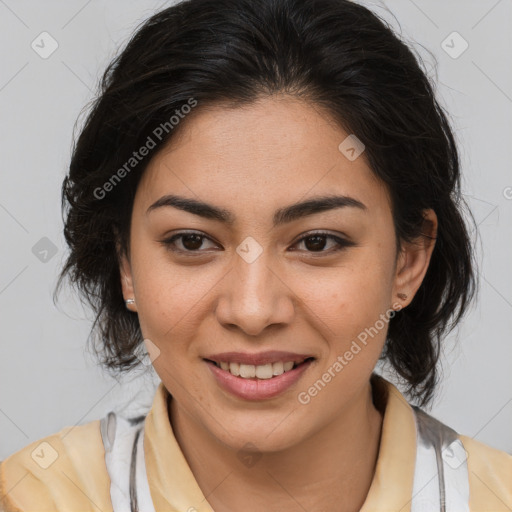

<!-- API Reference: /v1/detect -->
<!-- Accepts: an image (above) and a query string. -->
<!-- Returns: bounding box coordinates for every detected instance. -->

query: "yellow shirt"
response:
[1,375,511,511]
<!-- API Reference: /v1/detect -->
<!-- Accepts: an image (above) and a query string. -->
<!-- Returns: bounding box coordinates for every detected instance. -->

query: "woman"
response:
[1,0,511,510]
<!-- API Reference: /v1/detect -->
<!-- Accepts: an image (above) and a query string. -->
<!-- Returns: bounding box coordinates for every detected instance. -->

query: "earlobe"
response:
[392,209,437,308]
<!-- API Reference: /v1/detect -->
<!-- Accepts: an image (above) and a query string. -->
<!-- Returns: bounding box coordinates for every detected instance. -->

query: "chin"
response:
[205,408,310,454]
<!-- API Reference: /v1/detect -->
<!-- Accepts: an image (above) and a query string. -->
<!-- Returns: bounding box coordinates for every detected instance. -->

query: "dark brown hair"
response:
[55,0,477,406]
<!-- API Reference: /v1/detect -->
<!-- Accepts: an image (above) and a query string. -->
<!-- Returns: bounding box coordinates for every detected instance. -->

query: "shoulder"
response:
[0,419,113,512]
[458,434,512,511]
[413,404,512,510]
[412,404,512,510]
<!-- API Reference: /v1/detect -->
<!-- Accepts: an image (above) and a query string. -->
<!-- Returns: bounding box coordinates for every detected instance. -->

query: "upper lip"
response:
[204,351,314,366]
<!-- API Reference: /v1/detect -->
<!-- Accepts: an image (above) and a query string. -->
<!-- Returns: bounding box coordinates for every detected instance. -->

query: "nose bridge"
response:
[216,242,294,334]
[233,233,275,296]
[233,246,277,311]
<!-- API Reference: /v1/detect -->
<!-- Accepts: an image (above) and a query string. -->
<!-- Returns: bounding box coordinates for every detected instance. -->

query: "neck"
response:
[169,376,385,512]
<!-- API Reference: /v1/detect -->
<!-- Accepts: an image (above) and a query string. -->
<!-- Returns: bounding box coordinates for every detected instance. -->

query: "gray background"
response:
[1,0,511,460]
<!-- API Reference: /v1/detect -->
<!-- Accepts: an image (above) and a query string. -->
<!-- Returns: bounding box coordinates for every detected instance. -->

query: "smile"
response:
[207,359,312,379]
[204,355,315,400]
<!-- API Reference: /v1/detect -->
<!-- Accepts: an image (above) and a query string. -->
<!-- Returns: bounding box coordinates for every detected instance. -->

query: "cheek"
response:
[131,245,228,356]
[297,251,394,316]
[129,242,195,339]
[292,250,395,355]
[135,276,202,343]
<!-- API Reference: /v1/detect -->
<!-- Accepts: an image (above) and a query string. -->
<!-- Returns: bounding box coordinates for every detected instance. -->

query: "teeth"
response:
[216,360,303,379]
[229,362,240,376]
[283,361,294,372]
[255,364,273,379]
[272,361,284,375]
[239,364,256,378]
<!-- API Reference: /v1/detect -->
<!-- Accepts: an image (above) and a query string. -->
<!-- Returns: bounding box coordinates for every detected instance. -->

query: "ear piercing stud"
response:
[125,298,135,306]
[397,293,408,300]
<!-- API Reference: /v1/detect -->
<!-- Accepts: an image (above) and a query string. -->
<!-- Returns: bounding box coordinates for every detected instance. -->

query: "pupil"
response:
[183,234,203,250]
[305,235,326,251]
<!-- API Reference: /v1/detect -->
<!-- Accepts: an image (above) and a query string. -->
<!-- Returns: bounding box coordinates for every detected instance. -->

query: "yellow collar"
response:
[144,373,416,511]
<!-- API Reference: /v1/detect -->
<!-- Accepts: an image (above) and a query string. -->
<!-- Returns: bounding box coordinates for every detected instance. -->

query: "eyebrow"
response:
[146,194,367,227]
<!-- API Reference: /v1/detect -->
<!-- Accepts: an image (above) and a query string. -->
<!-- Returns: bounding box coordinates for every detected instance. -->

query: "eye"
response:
[160,231,219,254]
[160,230,354,256]
[291,231,354,254]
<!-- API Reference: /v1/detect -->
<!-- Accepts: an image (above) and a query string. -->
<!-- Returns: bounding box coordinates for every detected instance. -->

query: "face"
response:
[120,95,436,453]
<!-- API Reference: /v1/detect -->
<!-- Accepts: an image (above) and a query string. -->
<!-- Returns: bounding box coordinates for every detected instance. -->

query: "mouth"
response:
[203,353,316,400]
[203,357,315,380]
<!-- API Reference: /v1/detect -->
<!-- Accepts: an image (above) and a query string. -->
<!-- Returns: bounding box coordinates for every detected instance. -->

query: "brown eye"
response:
[161,231,219,253]
[303,235,329,251]
[180,234,205,250]
[292,232,355,254]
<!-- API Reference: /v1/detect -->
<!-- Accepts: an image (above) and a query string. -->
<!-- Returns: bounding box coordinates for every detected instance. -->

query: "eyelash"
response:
[160,230,354,256]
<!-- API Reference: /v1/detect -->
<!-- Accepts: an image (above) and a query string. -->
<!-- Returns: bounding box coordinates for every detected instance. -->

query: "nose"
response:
[215,251,295,337]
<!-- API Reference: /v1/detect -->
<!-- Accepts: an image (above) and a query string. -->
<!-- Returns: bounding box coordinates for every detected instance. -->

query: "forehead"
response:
[135,95,390,218]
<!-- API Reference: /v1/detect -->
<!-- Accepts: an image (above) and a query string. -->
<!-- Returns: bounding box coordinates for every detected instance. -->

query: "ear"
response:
[117,237,137,313]
[392,209,438,309]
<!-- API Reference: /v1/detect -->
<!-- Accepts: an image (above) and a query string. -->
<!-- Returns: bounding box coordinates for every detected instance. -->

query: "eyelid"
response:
[160,229,354,255]
[290,230,355,253]
[160,230,220,253]
[291,229,349,244]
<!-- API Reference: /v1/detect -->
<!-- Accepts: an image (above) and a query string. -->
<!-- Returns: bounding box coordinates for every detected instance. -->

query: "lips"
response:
[203,351,315,400]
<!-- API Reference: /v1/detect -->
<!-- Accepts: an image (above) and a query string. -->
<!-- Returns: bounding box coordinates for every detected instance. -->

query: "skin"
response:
[119,94,437,512]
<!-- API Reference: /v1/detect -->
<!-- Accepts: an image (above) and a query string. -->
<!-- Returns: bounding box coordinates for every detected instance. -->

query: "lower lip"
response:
[205,359,313,400]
